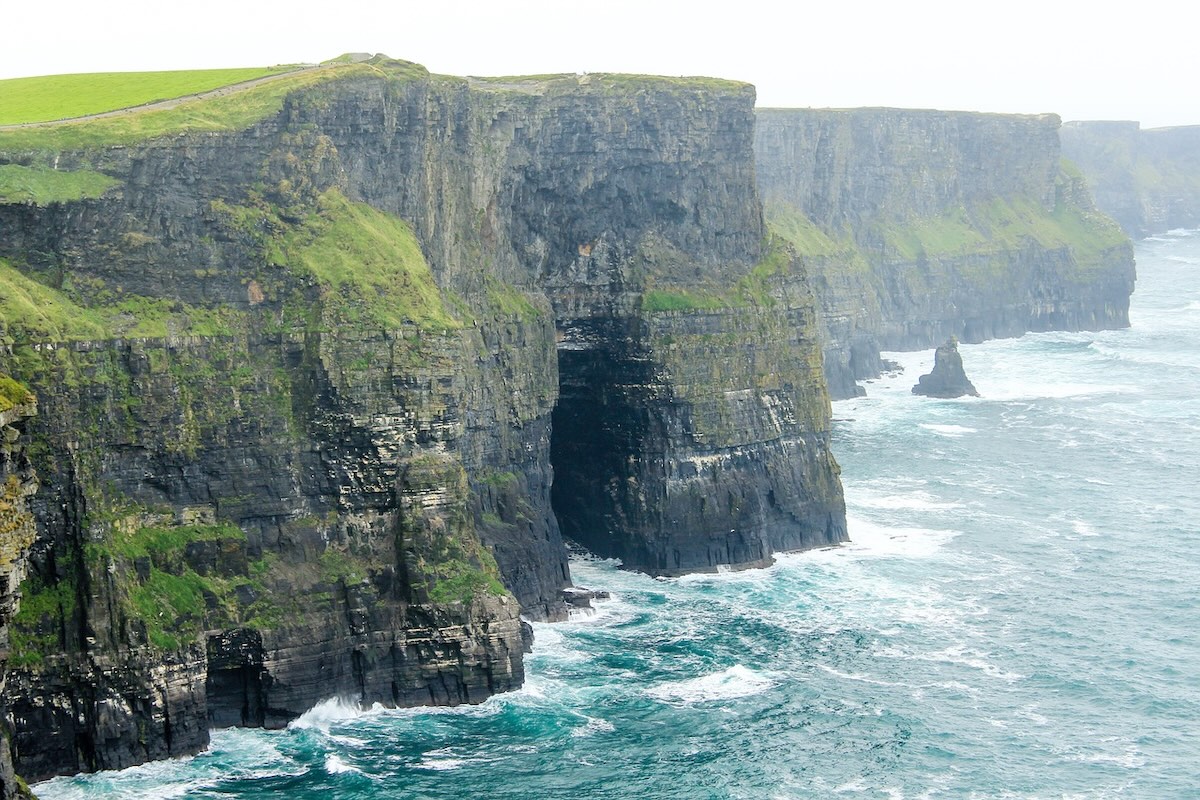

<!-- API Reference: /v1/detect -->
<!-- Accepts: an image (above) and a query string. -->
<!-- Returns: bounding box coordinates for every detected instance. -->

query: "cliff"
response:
[1060,121,1200,237]
[0,57,846,780]
[0,377,37,799]
[755,109,1136,398]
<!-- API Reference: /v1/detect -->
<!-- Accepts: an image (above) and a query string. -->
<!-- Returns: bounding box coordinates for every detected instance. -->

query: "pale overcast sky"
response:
[3,0,1194,128]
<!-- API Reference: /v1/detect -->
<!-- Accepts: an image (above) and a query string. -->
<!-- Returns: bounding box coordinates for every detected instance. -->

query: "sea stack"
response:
[912,338,980,398]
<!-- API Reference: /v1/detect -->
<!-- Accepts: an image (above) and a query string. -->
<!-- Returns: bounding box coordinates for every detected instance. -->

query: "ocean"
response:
[33,230,1200,799]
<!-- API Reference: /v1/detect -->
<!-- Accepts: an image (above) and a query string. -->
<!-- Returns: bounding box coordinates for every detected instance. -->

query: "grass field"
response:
[0,60,427,151]
[0,66,298,125]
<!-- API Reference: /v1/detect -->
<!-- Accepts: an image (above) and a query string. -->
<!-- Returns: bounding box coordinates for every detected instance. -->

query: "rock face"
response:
[912,339,979,398]
[0,377,37,799]
[755,109,1137,398]
[1060,121,1200,237]
[0,58,846,780]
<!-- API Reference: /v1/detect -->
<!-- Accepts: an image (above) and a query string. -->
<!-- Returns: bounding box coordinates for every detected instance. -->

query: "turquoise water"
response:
[36,231,1200,799]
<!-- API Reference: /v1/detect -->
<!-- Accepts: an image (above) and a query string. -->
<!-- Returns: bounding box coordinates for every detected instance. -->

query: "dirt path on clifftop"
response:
[0,64,328,130]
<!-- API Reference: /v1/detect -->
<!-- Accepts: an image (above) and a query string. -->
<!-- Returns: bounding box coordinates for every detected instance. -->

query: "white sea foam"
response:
[838,514,960,558]
[910,645,1025,683]
[817,663,910,688]
[571,715,616,737]
[1015,706,1049,725]
[416,757,467,771]
[289,696,374,731]
[324,754,363,775]
[1070,519,1099,537]
[918,423,977,437]
[981,380,1138,402]
[645,665,774,705]
[1062,741,1146,769]
[1166,228,1197,237]
[416,747,499,772]
[851,489,963,511]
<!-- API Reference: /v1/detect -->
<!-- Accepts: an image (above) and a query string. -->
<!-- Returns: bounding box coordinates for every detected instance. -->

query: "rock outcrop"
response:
[1060,121,1200,237]
[0,57,846,780]
[911,338,979,398]
[755,109,1137,398]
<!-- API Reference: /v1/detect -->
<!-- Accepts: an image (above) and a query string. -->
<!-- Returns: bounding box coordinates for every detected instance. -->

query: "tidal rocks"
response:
[912,338,979,398]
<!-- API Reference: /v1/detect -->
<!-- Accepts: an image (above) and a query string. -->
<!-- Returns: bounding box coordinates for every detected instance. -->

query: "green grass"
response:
[871,189,1129,271]
[0,66,298,125]
[642,288,729,313]
[105,522,246,561]
[0,163,119,204]
[275,189,458,330]
[0,258,108,340]
[0,374,32,412]
[764,203,846,258]
[10,578,76,667]
[0,60,426,151]
[428,554,508,604]
[0,258,246,343]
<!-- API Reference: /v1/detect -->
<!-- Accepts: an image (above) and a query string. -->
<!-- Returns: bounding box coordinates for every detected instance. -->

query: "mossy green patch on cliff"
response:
[864,186,1128,276]
[10,577,77,668]
[764,203,846,259]
[104,521,247,561]
[427,542,508,605]
[0,163,119,204]
[640,236,796,314]
[82,516,273,651]
[0,66,298,125]
[483,277,542,320]
[214,188,458,332]
[0,374,33,412]
[278,190,458,330]
[0,259,108,341]
[642,288,728,313]
[0,258,249,349]
[0,60,427,151]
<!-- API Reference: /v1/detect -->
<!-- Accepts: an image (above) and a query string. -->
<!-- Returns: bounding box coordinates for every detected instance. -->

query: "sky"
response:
[2,0,1194,128]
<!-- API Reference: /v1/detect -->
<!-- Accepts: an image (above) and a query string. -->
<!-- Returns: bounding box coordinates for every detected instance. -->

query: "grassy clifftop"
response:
[0,57,428,151]
[0,66,300,125]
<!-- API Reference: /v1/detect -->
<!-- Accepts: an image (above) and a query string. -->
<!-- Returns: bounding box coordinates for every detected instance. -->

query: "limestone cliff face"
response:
[0,377,36,799]
[0,60,845,779]
[1061,121,1200,237]
[755,109,1136,398]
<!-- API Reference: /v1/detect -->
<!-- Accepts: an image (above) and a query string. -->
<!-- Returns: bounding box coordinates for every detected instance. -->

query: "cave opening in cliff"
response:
[549,317,658,565]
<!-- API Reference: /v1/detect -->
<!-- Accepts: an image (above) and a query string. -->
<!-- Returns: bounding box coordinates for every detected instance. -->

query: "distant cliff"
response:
[1061,121,1200,237]
[0,58,846,780]
[755,109,1136,398]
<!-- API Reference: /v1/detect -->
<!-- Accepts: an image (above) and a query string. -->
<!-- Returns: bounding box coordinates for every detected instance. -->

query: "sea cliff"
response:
[1060,121,1200,237]
[0,58,846,781]
[755,109,1136,397]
